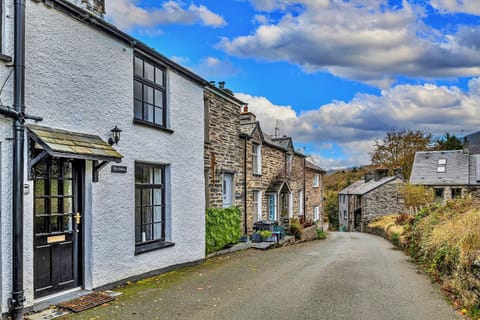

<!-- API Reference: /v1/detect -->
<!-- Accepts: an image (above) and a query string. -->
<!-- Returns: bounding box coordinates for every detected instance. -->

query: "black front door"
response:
[33,158,82,298]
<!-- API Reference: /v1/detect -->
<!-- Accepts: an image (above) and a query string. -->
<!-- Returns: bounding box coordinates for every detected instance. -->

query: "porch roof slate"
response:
[27,124,123,162]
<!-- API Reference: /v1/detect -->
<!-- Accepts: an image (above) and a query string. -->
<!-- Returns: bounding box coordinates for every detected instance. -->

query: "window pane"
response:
[134,80,142,100]
[153,223,162,239]
[153,206,162,222]
[135,189,141,206]
[135,226,141,242]
[143,206,153,224]
[63,216,72,232]
[50,216,59,232]
[144,62,154,82]
[35,199,46,215]
[135,207,141,226]
[63,162,73,179]
[64,180,72,196]
[142,189,152,206]
[51,198,58,214]
[135,167,143,184]
[154,89,164,107]
[154,168,162,184]
[144,103,154,122]
[35,217,47,234]
[154,107,163,125]
[142,167,153,184]
[144,223,153,241]
[155,67,164,86]
[35,180,45,196]
[34,162,47,178]
[153,189,162,206]
[134,57,143,76]
[134,99,142,119]
[144,86,153,104]
[63,197,72,213]
[50,180,58,196]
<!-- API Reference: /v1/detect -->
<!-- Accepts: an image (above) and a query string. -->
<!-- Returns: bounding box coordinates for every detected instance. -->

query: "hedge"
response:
[206,207,242,255]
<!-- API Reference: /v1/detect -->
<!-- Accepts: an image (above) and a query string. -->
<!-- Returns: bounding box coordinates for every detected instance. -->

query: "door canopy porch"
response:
[26,124,123,181]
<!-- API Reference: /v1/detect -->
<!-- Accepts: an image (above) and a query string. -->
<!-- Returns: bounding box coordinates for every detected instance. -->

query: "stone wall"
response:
[305,168,324,225]
[204,88,244,215]
[362,178,405,229]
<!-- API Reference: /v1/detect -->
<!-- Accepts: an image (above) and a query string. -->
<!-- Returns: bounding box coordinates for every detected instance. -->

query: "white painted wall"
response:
[0,0,205,312]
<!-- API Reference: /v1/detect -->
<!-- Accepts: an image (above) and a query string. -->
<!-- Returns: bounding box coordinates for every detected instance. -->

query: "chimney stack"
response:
[240,104,256,123]
[80,0,106,17]
[364,172,375,182]
[374,167,389,181]
[394,167,403,177]
[463,137,469,154]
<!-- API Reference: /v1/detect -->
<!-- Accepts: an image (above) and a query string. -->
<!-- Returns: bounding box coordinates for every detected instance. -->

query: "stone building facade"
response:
[305,161,326,229]
[204,85,245,219]
[339,170,405,232]
[240,110,307,233]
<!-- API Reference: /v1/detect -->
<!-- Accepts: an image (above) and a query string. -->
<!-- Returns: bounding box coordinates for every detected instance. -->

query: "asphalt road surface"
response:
[65,232,461,320]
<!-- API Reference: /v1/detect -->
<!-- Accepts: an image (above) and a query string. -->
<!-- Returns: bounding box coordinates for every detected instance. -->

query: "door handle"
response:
[74,212,82,225]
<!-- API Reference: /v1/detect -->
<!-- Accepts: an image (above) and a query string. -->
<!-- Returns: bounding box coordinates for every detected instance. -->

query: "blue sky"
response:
[104,0,480,169]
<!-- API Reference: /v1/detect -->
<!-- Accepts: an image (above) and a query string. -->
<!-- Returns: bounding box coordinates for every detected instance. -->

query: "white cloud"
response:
[219,1,480,87]
[194,57,240,78]
[235,79,480,168]
[106,0,226,31]
[430,0,480,15]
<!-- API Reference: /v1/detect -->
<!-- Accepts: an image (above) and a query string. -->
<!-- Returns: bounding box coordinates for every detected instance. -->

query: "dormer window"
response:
[437,158,446,173]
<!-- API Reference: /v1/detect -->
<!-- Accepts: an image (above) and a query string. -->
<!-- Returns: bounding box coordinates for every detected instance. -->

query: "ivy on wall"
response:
[206,207,242,255]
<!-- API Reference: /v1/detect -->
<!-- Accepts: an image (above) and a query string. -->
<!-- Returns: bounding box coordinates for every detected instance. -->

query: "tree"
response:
[370,130,432,180]
[326,191,339,231]
[434,132,464,151]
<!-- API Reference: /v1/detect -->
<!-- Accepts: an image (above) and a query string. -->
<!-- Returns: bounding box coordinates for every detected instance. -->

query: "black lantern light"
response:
[108,125,122,145]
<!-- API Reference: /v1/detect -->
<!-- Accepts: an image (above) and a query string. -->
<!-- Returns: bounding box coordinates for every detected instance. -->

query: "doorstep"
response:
[26,289,122,320]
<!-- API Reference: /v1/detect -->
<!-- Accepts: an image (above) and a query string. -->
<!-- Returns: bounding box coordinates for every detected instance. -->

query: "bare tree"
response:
[370,130,432,179]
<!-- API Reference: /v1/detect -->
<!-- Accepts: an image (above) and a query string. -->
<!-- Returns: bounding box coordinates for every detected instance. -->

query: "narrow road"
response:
[65,232,461,320]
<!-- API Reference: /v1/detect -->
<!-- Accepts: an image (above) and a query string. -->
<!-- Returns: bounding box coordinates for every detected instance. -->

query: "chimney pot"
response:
[219,81,225,89]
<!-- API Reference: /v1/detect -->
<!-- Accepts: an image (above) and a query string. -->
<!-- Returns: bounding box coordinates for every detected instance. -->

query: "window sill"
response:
[133,119,174,134]
[252,173,262,177]
[0,54,12,63]
[135,241,175,255]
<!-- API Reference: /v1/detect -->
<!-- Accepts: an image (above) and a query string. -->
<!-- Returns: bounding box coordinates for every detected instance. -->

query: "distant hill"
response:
[324,165,375,192]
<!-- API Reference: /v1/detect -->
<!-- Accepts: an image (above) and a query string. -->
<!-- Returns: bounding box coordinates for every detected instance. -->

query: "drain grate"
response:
[57,291,115,313]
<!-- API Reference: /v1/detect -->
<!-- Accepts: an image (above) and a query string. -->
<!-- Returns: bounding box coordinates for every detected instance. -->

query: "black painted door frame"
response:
[33,158,84,298]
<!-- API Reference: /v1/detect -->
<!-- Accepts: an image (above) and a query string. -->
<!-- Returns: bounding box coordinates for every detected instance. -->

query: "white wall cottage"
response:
[0,0,206,313]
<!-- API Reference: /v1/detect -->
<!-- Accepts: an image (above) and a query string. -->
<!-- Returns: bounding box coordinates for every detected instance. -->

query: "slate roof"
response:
[339,176,400,195]
[338,180,364,195]
[410,150,471,185]
[27,124,123,162]
[240,122,257,137]
[270,136,292,151]
[306,160,326,173]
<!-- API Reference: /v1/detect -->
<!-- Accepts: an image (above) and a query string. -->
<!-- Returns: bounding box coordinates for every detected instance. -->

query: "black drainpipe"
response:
[11,0,26,318]
[243,137,248,235]
[303,157,306,220]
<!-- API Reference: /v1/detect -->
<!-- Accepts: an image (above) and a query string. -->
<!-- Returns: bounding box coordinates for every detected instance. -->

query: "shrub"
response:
[395,213,412,225]
[391,232,400,247]
[289,217,304,239]
[258,230,272,240]
[316,229,327,240]
[206,207,242,255]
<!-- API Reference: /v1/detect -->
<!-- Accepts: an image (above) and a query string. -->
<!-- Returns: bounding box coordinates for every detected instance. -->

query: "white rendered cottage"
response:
[0,0,207,316]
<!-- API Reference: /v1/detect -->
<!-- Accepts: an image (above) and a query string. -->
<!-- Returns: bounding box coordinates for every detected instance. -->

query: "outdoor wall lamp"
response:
[108,125,122,145]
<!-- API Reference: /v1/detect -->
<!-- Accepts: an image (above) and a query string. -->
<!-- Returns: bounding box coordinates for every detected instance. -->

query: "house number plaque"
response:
[47,235,66,243]
[111,165,127,174]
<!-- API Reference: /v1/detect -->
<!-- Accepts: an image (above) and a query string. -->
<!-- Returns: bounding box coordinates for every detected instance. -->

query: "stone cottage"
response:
[0,0,207,316]
[204,82,246,231]
[339,169,405,231]
[239,108,306,233]
[410,149,480,203]
[305,161,326,229]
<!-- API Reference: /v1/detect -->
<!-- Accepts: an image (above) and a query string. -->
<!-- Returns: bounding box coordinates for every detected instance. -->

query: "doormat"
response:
[57,292,115,313]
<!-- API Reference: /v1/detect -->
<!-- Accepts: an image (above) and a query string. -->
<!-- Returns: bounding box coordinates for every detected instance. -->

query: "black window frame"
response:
[133,54,168,130]
[134,162,173,254]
